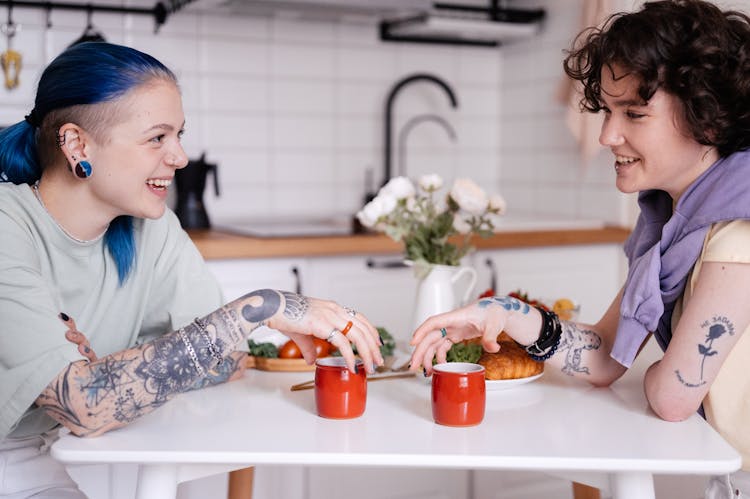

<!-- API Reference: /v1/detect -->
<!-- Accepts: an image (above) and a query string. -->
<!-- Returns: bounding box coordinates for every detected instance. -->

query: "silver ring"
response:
[326,328,340,343]
[344,306,357,318]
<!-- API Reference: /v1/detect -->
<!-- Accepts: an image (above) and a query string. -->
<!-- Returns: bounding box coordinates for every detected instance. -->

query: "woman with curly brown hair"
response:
[408,1,750,496]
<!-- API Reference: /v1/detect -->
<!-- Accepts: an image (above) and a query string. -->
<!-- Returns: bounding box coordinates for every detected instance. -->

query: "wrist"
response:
[501,296,537,343]
[518,306,562,361]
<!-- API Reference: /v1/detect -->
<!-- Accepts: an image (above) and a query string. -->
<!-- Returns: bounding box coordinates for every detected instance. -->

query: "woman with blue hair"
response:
[0,42,383,497]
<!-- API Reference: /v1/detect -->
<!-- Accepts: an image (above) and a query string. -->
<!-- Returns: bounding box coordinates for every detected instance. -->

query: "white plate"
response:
[486,372,543,391]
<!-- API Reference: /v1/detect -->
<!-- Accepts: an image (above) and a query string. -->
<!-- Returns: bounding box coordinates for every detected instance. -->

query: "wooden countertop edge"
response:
[189,226,631,260]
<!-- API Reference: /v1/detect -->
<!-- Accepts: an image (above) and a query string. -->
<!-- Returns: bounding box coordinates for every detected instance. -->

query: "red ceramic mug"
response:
[315,357,367,419]
[431,362,486,427]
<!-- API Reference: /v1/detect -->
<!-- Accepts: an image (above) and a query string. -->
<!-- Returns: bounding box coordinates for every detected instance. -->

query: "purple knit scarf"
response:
[612,150,750,367]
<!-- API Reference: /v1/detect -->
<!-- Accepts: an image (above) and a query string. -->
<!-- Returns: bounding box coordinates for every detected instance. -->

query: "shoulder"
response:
[0,182,34,213]
[0,183,42,236]
[702,220,750,263]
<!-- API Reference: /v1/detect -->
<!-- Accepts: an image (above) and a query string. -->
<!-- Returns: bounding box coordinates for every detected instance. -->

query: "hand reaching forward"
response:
[409,296,538,375]
[244,290,384,374]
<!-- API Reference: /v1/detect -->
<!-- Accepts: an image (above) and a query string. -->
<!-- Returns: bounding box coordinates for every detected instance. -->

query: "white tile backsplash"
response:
[0,0,626,226]
[493,0,624,221]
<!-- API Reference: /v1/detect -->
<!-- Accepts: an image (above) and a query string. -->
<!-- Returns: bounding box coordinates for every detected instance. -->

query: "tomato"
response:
[278,340,303,359]
[313,338,332,357]
[278,338,332,359]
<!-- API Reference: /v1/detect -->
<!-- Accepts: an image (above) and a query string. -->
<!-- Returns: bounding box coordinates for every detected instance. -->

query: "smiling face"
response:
[598,64,718,200]
[85,79,188,220]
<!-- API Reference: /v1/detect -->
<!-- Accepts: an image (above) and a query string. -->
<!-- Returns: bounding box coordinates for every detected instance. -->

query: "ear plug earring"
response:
[74,160,93,179]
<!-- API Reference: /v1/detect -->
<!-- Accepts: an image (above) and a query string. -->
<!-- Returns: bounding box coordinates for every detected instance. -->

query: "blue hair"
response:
[0,42,177,284]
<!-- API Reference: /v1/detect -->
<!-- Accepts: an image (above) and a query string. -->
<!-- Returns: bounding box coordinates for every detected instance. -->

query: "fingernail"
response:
[423,368,428,377]
[354,364,359,375]
[379,334,384,346]
[84,346,90,353]
[59,312,70,321]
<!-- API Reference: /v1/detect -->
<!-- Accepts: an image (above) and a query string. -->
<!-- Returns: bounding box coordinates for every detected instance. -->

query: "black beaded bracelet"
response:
[517,306,563,362]
[527,331,562,361]
[523,306,561,356]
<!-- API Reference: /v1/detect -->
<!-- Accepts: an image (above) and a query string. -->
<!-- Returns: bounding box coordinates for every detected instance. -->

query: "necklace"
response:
[32,182,109,244]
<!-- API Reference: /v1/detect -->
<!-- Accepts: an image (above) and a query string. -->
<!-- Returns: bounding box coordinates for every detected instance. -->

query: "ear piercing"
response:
[74,160,92,178]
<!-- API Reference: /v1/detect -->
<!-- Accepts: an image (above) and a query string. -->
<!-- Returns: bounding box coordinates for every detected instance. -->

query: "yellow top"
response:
[675,220,750,470]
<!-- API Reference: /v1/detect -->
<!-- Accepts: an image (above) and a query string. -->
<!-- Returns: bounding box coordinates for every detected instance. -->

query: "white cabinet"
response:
[206,257,308,344]
[309,467,469,499]
[304,255,417,350]
[206,257,306,302]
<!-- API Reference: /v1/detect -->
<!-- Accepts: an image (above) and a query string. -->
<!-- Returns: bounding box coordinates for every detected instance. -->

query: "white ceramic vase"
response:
[410,263,478,339]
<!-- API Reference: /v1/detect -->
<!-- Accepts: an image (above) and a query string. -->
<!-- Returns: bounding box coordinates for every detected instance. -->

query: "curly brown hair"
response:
[563,0,750,157]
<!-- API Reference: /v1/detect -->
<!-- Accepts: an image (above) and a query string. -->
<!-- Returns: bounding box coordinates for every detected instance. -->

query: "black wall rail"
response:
[0,0,196,33]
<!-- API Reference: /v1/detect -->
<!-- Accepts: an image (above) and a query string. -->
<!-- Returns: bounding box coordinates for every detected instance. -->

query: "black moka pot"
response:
[175,153,219,230]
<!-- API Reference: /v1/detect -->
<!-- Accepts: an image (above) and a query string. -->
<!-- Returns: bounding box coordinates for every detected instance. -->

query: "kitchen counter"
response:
[189,225,631,260]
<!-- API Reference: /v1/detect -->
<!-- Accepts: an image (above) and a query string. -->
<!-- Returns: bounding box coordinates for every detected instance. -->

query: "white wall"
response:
[498,0,634,225]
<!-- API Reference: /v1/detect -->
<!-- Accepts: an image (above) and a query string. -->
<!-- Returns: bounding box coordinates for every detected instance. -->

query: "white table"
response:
[51,368,740,499]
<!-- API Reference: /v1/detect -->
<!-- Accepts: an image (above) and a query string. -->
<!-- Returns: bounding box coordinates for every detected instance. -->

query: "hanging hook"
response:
[2,0,16,40]
[45,3,52,28]
[1,0,21,90]
[85,3,93,32]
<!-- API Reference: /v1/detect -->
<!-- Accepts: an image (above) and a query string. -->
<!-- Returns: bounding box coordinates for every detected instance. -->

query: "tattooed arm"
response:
[61,312,247,391]
[409,290,630,384]
[644,261,750,421]
[36,289,383,437]
[188,350,248,390]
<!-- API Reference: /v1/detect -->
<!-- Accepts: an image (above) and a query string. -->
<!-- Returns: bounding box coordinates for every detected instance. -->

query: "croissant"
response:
[478,338,543,380]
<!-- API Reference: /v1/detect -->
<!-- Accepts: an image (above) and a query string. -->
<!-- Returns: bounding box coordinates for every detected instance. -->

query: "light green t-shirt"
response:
[0,183,224,440]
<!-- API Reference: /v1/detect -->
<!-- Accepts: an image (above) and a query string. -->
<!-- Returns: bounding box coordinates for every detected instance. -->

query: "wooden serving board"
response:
[246,355,315,372]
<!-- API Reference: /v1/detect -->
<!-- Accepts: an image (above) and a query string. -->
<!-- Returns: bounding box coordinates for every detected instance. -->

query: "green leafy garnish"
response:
[332,326,396,358]
[247,340,279,358]
[445,342,482,363]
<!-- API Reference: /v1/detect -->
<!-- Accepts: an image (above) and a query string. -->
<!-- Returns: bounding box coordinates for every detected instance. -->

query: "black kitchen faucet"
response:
[382,73,459,188]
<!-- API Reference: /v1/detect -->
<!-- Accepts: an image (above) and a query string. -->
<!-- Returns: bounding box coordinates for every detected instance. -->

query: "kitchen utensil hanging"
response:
[1,2,21,90]
[68,4,106,48]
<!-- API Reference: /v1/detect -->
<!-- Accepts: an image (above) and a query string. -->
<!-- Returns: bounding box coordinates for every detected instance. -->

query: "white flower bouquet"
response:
[356,174,506,268]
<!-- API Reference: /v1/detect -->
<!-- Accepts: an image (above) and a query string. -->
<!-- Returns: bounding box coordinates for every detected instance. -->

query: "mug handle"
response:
[451,267,478,306]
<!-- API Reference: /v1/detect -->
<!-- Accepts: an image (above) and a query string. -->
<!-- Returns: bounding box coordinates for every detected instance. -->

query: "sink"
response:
[490,216,607,231]
[215,215,607,238]
[216,217,355,237]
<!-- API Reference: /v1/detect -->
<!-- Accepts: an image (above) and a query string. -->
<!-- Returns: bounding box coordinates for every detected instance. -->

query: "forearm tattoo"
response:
[37,307,252,436]
[477,296,531,314]
[476,297,601,376]
[556,322,601,376]
[675,315,735,388]
[37,289,308,436]
[281,291,309,321]
[240,289,309,325]
[241,289,281,323]
[189,351,244,390]
[37,325,214,436]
